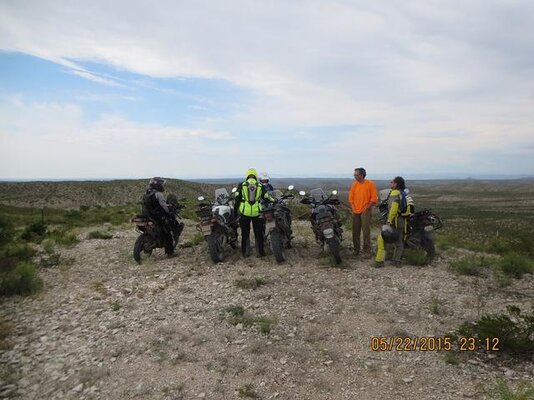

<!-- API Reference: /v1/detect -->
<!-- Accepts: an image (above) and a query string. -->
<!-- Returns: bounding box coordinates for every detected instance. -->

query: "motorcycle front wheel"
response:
[327,237,342,265]
[133,233,154,264]
[207,232,225,263]
[270,229,287,263]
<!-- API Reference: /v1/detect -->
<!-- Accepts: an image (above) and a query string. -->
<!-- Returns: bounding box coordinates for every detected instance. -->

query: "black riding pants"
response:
[240,215,265,257]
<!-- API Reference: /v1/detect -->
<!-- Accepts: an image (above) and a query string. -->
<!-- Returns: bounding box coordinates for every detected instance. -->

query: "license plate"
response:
[265,220,275,231]
[200,223,212,235]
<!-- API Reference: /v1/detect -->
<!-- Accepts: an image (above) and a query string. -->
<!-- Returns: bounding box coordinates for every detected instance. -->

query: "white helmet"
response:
[260,172,270,182]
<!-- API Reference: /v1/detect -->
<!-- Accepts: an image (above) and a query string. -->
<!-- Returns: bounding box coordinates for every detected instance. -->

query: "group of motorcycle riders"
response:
[141,167,417,268]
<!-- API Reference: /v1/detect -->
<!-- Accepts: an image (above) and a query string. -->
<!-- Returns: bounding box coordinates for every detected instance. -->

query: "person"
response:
[259,172,274,192]
[142,177,184,252]
[234,168,273,257]
[348,167,378,258]
[374,176,408,268]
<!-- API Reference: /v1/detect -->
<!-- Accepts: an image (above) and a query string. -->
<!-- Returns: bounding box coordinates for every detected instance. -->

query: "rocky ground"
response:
[1,221,533,400]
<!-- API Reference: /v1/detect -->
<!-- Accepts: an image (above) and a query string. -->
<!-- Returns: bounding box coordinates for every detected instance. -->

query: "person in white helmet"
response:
[259,172,274,192]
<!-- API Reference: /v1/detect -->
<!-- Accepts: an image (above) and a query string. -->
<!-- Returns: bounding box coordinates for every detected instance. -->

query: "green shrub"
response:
[48,230,79,247]
[498,253,533,279]
[403,248,429,266]
[182,232,204,248]
[0,261,42,296]
[456,305,534,357]
[41,238,56,255]
[223,306,275,334]
[235,277,268,290]
[489,378,534,400]
[3,242,36,261]
[0,216,15,247]
[20,221,47,242]
[87,230,113,240]
[238,384,258,398]
[449,255,490,276]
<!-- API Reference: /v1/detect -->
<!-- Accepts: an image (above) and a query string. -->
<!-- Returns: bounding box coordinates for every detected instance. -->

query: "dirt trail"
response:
[1,221,533,400]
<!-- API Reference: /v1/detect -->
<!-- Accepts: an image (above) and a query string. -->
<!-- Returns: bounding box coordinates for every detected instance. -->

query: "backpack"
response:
[142,189,158,215]
[399,189,414,216]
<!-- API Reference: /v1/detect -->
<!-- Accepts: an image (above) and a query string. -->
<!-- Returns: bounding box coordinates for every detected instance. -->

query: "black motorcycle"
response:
[300,188,343,264]
[261,185,294,263]
[378,189,442,257]
[196,188,239,263]
[131,195,184,264]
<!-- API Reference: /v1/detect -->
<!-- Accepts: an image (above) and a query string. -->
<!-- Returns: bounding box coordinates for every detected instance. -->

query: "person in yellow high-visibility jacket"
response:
[375,176,408,268]
[234,168,274,257]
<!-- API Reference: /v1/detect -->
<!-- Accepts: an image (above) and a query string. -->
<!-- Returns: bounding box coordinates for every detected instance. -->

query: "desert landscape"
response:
[1,179,533,400]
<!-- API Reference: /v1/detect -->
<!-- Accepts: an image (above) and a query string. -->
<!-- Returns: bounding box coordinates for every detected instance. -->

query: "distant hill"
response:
[0,179,223,209]
[1,177,533,209]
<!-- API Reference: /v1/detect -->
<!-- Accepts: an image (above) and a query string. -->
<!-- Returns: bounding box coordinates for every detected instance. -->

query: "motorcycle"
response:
[299,188,343,264]
[261,185,295,263]
[378,189,442,257]
[131,195,185,264]
[196,188,239,263]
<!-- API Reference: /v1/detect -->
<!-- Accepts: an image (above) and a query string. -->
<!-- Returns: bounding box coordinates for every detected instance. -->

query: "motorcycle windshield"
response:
[310,188,326,203]
[270,190,283,201]
[214,188,230,205]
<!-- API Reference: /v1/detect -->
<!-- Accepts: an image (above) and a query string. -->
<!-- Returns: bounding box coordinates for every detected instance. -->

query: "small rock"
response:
[402,377,413,383]
[72,383,84,393]
[198,392,206,398]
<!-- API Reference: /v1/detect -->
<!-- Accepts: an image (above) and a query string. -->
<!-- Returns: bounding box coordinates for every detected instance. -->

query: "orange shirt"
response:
[348,179,378,214]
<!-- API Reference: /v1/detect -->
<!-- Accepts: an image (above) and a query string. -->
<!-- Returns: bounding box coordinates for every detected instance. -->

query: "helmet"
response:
[245,168,258,180]
[381,224,400,244]
[149,177,165,191]
[260,172,270,182]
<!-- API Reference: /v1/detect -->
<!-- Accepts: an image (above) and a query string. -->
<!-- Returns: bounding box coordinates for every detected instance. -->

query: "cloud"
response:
[0,0,533,177]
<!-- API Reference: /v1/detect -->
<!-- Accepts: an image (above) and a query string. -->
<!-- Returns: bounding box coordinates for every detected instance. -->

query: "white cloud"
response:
[0,0,533,176]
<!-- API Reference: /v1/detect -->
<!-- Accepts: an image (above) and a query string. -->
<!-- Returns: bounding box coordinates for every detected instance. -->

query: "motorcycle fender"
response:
[323,228,334,239]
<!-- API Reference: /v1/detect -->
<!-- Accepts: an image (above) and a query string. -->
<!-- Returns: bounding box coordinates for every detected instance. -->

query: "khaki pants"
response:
[352,208,372,254]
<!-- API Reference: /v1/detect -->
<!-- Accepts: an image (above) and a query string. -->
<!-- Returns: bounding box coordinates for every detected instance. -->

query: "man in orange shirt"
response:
[348,167,378,258]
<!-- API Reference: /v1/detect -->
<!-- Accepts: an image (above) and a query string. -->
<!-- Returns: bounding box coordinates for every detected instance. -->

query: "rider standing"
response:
[234,168,273,257]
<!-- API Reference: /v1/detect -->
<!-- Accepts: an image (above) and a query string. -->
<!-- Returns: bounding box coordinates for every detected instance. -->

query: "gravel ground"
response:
[1,221,533,400]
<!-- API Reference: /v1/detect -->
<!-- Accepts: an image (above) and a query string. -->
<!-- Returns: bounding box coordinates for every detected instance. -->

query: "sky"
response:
[1,0,533,180]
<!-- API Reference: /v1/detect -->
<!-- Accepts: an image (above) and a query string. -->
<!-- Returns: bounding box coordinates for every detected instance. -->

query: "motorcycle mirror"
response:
[288,185,294,191]
[332,190,338,195]
[231,187,237,193]
[299,190,306,196]
[198,196,205,201]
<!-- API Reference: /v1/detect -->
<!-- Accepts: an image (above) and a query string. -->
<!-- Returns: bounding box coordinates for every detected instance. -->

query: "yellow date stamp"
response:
[369,336,500,352]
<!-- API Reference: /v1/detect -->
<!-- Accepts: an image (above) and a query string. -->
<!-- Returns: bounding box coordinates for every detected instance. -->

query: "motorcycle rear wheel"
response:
[207,233,225,263]
[133,233,153,264]
[270,229,286,263]
[327,238,342,265]
[421,235,436,258]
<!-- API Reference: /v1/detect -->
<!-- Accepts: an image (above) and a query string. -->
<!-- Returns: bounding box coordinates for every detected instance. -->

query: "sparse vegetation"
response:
[449,255,491,276]
[0,261,42,296]
[238,384,258,398]
[235,277,268,290]
[403,247,429,265]
[182,232,204,248]
[88,230,113,240]
[223,305,275,334]
[455,305,534,357]
[488,379,534,400]
[497,253,533,279]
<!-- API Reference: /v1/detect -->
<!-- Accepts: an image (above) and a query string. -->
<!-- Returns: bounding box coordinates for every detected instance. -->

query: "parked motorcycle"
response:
[377,189,442,257]
[299,188,343,264]
[196,188,239,263]
[261,185,295,263]
[131,195,185,264]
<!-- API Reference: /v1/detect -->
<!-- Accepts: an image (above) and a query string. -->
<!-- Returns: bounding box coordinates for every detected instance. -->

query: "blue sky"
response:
[1,0,533,180]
